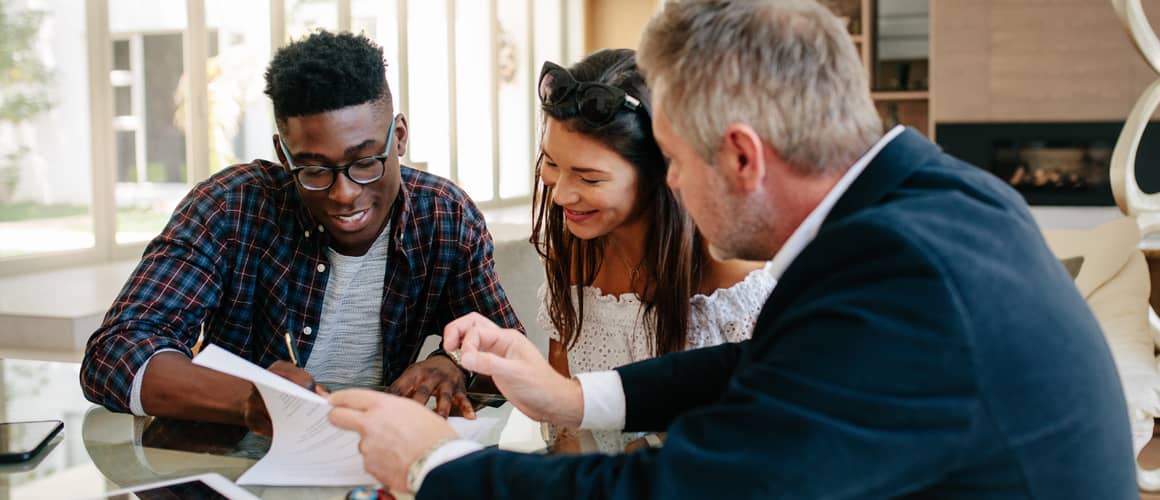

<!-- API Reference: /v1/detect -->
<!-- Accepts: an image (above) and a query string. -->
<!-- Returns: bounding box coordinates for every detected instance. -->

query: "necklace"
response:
[612,244,644,287]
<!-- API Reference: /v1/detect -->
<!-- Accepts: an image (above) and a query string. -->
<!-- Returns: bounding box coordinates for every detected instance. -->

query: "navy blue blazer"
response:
[422,129,1136,499]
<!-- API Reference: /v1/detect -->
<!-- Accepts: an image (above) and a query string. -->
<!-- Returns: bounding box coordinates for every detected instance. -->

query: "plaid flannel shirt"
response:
[81,161,522,412]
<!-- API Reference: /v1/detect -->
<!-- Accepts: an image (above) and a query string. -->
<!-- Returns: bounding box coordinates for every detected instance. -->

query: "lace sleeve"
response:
[687,262,778,348]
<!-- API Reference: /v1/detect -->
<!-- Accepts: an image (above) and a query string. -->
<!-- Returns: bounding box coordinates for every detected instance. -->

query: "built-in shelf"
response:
[871,90,930,101]
[833,0,932,137]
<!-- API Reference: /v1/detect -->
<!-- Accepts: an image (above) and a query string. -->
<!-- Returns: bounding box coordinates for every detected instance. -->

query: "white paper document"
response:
[192,344,502,486]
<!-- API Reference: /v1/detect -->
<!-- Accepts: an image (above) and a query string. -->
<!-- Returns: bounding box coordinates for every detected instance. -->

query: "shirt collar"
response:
[765,125,906,281]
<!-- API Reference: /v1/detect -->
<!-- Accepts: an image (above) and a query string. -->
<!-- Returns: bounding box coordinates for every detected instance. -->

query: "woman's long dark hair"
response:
[531,49,705,357]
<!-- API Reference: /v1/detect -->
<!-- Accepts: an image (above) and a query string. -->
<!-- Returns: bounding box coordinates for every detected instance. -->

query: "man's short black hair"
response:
[264,31,391,128]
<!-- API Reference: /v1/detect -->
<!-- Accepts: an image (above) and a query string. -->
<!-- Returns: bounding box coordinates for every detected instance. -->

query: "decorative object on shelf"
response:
[1110,0,1160,217]
[882,102,901,130]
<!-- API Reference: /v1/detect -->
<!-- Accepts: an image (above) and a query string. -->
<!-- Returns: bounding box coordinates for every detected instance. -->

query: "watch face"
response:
[446,349,463,365]
[406,460,422,492]
[407,438,456,492]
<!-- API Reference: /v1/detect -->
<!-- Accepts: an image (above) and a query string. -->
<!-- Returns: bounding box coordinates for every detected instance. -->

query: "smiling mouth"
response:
[334,209,369,224]
[564,208,597,216]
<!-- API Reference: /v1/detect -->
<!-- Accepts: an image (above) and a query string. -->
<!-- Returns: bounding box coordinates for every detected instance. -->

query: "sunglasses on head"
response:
[538,61,643,127]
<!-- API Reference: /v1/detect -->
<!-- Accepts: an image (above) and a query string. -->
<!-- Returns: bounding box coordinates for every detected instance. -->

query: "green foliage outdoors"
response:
[0,2,54,200]
[0,4,53,124]
[0,201,86,222]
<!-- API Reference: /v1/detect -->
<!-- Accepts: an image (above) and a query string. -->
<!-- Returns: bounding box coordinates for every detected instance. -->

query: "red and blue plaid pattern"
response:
[81,161,521,412]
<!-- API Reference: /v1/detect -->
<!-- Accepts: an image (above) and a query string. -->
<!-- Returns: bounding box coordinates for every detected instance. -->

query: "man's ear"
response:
[718,123,766,193]
[272,134,289,171]
[393,113,409,158]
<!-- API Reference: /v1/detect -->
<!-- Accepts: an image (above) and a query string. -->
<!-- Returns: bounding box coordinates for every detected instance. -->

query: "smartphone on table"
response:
[0,419,63,463]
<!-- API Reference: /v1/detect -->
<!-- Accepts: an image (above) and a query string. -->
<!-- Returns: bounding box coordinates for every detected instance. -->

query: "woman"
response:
[532,49,776,453]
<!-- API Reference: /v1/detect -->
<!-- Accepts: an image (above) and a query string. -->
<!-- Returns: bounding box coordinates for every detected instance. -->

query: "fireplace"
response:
[936,122,1160,206]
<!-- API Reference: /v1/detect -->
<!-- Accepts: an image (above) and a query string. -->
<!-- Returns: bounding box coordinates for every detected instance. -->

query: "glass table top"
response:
[0,356,533,499]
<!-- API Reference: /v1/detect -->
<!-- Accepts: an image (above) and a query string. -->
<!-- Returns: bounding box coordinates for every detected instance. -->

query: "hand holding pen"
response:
[240,333,326,436]
[279,332,326,394]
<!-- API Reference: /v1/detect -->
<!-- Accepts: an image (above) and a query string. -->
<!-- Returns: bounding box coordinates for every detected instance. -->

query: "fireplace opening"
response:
[994,141,1110,194]
[936,122,1160,206]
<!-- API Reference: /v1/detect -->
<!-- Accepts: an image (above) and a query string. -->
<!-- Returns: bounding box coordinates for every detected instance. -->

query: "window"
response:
[355,0,572,207]
[0,1,95,259]
[0,0,581,276]
[205,0,273,174]
[108,25,191,244]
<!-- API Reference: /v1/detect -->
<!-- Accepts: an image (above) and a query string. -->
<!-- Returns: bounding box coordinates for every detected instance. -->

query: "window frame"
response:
[0,0,583,276]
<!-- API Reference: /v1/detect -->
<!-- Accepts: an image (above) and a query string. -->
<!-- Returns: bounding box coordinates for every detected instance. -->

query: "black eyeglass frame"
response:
[538,61,643,127]
[279,114,398,191]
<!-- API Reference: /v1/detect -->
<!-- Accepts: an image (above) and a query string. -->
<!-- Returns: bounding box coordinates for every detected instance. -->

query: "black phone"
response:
[0,420,63,463]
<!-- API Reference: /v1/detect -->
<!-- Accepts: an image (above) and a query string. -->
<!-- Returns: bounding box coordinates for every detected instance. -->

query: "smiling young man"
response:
[81,31,521,433]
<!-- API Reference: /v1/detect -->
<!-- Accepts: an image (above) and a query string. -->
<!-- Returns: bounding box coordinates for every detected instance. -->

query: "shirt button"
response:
[304,230,311,238]
[303,326,313,336]
[317,263,326,272]
[317,224,325,232]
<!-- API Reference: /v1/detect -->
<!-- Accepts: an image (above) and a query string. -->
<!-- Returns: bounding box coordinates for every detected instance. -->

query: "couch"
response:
[1042,216,1160,491]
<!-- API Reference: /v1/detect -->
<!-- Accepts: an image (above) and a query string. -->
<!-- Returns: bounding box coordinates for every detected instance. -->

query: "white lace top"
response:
[539,261,777,453]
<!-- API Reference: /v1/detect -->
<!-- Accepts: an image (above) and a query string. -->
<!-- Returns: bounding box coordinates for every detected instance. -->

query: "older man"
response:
[329,1,1136,498]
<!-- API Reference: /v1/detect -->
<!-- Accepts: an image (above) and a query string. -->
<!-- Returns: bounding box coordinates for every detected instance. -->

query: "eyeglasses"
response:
[538,61,642,127]
[279,115,398,191]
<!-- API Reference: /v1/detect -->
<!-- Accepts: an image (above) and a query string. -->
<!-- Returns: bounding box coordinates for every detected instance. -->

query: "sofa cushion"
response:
[1043,217,1159,457]
[491,237,548,355]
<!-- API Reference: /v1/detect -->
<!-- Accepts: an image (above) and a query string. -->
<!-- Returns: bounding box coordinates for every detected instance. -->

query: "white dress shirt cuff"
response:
[129,348,182,416]
[413,439,485,492]
[576,370,626,430]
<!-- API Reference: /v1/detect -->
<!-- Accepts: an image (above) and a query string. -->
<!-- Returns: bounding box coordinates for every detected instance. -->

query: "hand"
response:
[388,355,475,419]
[328,389,458,492]
[241,361,325,436]
[442,312,584,427]
[624,432,665,453]
[549,425,585,455]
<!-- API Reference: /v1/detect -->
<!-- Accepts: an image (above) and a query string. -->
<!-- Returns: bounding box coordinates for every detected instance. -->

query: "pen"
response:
[284,332,301,368]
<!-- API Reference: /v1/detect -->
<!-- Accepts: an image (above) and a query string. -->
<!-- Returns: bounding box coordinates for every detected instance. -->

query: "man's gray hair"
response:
[638,0,882,173]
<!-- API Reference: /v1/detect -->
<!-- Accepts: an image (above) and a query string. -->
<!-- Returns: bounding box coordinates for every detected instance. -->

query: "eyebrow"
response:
[291,139,379,163]
[541,151,611,175]
[570,166,608,174]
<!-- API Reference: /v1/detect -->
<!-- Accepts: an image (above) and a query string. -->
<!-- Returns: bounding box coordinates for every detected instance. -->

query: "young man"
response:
[81,31,521,434]
[328,1,1136,498]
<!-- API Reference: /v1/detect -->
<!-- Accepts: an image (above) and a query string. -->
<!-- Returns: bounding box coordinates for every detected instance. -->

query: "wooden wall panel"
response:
[585,0,660,54]
[933,0,1160,123]
[931,0,990,122]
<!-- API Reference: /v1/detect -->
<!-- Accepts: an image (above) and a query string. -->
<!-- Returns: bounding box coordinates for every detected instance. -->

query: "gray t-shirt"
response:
[128,226,391,416]
[304,226,389,387]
